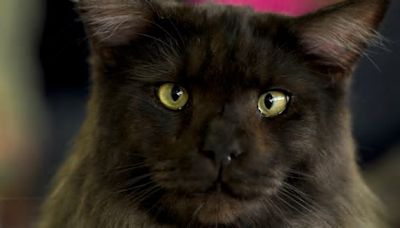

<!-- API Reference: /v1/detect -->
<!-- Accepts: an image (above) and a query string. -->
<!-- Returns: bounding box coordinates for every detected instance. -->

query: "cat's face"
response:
[79,0,388,226]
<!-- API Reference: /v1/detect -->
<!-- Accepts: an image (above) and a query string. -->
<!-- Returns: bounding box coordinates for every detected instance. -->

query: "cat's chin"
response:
[163,186,273,225]
[190,192,263,225]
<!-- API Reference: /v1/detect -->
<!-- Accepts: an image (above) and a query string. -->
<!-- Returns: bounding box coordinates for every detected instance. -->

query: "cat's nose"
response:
[201,118,244,166]
[201,140,243,166]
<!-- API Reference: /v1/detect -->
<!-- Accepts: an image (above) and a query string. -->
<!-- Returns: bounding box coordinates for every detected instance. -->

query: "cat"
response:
[38,0,389,227]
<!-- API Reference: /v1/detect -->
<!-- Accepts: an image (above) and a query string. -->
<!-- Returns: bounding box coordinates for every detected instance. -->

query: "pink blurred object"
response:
[190,0,338,16]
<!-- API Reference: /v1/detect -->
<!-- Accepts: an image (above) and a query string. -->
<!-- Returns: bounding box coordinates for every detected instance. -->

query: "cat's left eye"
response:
[158,83,189,111]
[258,91,290,118]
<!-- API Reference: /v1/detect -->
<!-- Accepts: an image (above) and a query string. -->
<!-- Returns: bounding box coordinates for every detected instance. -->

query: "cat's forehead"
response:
[162,7,307,87]
[118,5,321,95]
[124,7,314,96]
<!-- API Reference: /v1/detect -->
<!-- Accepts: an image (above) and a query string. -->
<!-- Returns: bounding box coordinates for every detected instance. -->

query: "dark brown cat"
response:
[39,0,389,227]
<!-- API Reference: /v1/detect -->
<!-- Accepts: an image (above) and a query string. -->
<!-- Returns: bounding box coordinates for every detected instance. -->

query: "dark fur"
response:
[39,0,389,227]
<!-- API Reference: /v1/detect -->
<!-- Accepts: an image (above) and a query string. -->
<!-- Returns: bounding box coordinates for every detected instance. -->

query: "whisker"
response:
[142,188,165,218]
[281,182,314,202]
[139,17,182,51]
[279,183,325,223]
[187,202,205,228]
[116,173,154,190]
[112,163,148,173]
[135,32,178,55]
[362,52,381,72]
[165,15,185,46]
[275,192,317,227]
[286,169,315,180]
[280,188,315,216]
[262,197,286,221]
[129,185,162,204]
[275,192,304,216]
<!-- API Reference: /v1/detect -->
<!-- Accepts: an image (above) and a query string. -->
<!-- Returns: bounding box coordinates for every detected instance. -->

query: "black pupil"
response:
[171,85,183,102]
[264,93,274,109]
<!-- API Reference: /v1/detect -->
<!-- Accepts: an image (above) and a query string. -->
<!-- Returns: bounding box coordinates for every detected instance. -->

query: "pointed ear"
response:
[77,0,175,46]
[291,0,389,74]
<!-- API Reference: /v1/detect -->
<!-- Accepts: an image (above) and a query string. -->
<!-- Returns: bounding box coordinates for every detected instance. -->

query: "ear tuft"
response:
[292,0,389,72]
[77,0,154,46]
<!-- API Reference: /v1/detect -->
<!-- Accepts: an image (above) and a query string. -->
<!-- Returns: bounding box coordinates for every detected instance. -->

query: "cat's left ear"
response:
[291,0,389,76]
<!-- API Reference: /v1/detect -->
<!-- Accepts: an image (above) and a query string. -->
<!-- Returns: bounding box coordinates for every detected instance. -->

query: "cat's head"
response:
[77,0,388,226]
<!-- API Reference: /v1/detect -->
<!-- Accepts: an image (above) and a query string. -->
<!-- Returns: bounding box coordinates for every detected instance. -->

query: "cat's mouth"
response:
[197,164,263,198]
[190,180,260,200]
[153,161,284,225]
[167,163,282,203]
[192,164,279,201]
[152,168,285,226]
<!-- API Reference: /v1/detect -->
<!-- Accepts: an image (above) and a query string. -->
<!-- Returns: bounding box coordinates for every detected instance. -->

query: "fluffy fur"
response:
[39,0,389,227]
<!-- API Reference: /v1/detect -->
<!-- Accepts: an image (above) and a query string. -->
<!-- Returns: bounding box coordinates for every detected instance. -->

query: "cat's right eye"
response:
[158,83,189,111]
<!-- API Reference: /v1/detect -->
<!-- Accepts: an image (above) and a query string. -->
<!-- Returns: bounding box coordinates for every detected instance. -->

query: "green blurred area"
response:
[0,0,46,227]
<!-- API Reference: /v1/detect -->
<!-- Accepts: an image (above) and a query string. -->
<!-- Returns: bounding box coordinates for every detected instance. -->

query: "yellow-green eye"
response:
[258,91,290,117]
[158,83,189,110]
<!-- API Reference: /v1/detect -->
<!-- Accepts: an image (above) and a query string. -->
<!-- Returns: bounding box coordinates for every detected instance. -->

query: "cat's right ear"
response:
[76,0,170,46]
[290,0,389,76]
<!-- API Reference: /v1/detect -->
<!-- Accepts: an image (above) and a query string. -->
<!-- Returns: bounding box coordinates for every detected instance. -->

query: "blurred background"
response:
[0,0,399,227]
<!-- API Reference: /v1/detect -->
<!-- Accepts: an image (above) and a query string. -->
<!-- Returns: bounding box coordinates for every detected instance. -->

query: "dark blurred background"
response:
[0,0,399,227]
